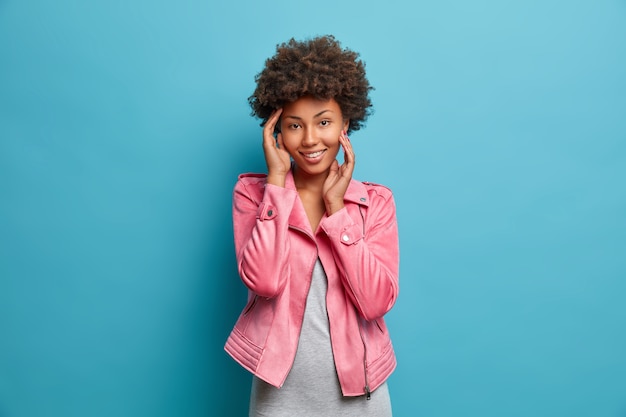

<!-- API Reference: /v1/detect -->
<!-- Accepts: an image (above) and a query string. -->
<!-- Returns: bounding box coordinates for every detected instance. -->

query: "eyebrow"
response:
[282,109,334,120]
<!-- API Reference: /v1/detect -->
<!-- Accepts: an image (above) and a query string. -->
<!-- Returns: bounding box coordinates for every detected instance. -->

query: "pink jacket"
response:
[224,170,399,397]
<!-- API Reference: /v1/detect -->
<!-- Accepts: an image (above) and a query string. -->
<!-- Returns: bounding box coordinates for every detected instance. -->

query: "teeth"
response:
[304,150,324,158]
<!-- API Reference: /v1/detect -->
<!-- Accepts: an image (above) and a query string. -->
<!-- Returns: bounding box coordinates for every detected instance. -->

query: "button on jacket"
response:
[224,170,400,397]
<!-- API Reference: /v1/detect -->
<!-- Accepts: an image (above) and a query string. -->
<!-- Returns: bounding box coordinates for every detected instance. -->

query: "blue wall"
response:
[1,1,625,416]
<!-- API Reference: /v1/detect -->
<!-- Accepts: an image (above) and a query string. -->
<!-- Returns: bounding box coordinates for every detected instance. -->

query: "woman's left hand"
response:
[323,131,355,215]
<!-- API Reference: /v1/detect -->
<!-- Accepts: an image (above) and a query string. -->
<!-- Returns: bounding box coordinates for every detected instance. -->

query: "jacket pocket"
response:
[235,295,275,348]
[243,295,258,316]
[375,318,385,334]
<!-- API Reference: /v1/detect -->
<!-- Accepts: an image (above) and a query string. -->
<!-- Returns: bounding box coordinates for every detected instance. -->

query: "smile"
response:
[301,150,326,158]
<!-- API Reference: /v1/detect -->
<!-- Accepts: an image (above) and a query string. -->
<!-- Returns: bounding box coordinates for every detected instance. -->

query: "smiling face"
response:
[280,96,349,182]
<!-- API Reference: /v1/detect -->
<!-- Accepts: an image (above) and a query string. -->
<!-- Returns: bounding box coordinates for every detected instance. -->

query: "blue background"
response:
[1,0,625,416]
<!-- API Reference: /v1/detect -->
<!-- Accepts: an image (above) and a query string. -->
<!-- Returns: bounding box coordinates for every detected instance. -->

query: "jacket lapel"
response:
[285,171,314,234]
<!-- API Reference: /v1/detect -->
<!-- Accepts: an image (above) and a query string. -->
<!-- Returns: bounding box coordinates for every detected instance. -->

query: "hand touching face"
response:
[261,108,291,187]
[322,130,355,215]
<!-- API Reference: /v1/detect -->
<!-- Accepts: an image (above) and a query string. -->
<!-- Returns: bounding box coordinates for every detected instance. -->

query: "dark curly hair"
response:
[249,35,374,134]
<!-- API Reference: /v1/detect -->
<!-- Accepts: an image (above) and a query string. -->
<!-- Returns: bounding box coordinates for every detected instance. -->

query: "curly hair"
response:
[249,35,374,134]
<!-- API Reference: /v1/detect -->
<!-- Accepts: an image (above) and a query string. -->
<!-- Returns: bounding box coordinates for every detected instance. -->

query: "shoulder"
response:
[361,180,394,202]
[345,179,394,206]
[234,173,267,202]
[237,172,267,187]
[350,180,397,224]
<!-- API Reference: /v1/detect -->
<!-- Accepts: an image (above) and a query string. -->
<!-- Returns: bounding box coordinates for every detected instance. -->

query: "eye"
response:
[288,123,301,129]
[320,119,331,127]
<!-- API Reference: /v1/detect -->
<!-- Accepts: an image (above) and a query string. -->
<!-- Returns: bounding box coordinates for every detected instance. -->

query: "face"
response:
[280,96,349,180]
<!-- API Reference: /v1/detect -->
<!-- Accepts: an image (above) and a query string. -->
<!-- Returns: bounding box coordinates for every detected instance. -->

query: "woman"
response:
[225,35,399,416]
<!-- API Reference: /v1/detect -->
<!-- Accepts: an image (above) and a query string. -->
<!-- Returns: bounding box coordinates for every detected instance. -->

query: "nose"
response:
[301,127,317,147]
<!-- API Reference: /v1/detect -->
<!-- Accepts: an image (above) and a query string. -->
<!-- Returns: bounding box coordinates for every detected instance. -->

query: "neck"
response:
[292,165,328,194]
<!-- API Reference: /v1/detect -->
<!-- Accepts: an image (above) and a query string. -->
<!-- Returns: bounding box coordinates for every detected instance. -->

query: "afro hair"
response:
[249,35,374,134]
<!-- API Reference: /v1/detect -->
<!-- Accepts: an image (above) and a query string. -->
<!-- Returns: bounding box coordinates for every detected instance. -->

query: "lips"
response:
[301,149,326,159]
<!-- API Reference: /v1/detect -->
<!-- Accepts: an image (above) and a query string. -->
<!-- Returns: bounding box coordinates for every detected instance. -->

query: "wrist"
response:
[266,173,286,187]
[325,201,345,216]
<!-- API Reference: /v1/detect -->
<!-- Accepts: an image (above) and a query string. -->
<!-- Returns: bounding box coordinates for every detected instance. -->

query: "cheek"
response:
[327,138,341,158]
[324,132,341,149]
[283,140,304,160]
[281,133,299,151]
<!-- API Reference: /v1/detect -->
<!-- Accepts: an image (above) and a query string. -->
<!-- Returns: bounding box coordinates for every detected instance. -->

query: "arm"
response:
[233,108,297,297]
[320,189,399,321]
[233,179,298,298]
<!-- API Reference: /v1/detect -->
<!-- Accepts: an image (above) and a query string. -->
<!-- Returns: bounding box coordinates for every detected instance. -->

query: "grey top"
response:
[249,259,392,417]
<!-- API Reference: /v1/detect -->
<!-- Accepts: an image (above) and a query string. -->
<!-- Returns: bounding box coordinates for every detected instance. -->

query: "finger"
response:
[340,131,353,153]
[276,132,284,149]
[339,133,355,167]
[263,108,283,142]
[268,108,283,127]
[329,159,339,174]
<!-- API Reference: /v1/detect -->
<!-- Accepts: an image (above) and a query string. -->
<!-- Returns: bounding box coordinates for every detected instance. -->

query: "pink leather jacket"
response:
[224,170,399,397]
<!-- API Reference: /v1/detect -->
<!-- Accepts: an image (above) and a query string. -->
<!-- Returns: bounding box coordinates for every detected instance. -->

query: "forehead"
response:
[282,96,342,118]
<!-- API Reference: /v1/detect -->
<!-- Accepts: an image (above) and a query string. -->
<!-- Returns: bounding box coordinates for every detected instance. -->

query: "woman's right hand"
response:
[262,108,290,187]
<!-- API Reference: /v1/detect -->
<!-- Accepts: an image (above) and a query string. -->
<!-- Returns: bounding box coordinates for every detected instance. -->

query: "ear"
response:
[342,119,350,133]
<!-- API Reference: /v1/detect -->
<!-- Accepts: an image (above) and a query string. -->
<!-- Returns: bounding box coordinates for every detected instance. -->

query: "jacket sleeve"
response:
[233,180,298,298]
[320,188,399,321]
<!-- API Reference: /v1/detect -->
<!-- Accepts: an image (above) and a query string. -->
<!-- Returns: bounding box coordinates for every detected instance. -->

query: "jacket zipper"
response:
[357,314,371,400]
[356,206,371,399]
